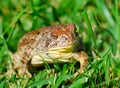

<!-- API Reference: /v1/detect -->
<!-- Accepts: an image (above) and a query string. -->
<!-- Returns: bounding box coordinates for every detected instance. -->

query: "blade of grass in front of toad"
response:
[0,81,9,88]
[38,54,51,70]
[68,77,88,88]
[28,71,54,87]
[89,49,120,87]
[0,75,9,88]
[51,64,74,88]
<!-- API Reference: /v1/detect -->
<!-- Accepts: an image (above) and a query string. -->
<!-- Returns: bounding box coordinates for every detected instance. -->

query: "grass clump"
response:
[0,0,120,87]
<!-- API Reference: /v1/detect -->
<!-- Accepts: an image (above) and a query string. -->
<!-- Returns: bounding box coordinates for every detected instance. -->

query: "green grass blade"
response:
[0,17,2,35]
[82,10,97,47]
[95,0,115,26]
[68,77,88,88]
[105,55,110,85]
[28,77,54,87]
[52,74,73,88]
[4,8,27,42]
[115,0,120,42]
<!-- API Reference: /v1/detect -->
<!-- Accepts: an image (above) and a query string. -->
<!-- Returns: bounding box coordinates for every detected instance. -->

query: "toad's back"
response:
[18,24,78,52]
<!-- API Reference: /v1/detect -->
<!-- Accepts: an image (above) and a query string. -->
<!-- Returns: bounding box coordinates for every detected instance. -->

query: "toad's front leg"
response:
[73,51,88,77]
[12,52,32,78]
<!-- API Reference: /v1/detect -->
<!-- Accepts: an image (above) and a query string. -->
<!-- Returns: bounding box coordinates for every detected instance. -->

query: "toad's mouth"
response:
[48,44,75,53]
[47,41,81,53]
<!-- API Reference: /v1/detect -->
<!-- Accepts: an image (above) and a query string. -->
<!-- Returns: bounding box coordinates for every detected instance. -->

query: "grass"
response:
[0,0,120,87]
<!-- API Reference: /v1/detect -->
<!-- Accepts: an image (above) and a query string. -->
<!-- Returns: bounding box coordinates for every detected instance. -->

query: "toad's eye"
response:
[73,31,78,38]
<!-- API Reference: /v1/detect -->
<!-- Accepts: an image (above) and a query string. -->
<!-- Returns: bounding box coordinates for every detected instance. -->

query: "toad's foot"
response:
[17,64,32,78]
[73,51,88,77]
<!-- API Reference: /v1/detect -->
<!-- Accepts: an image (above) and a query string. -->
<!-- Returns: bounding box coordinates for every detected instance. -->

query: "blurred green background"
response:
[0,0,120,87]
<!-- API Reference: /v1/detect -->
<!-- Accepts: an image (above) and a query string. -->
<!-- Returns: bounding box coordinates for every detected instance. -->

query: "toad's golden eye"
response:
[11,24,88,78]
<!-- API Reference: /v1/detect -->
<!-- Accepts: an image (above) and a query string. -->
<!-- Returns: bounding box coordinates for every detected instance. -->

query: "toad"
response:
[11,24,88,77]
